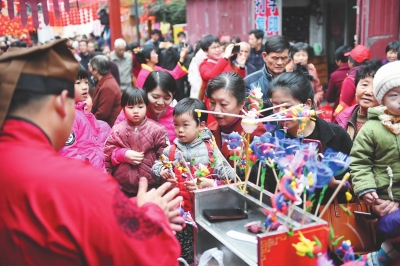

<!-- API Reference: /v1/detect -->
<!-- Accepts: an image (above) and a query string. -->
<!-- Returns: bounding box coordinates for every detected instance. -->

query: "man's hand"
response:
[124,150,144,165]
[136,177,184,232]
[362,191,379,205]
[372,198,399,217]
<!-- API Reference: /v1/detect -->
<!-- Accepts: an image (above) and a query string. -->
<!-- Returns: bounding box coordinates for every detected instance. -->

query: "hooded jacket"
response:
[350,106,400,200]
[60,102,111,172]
[104,117,168,194]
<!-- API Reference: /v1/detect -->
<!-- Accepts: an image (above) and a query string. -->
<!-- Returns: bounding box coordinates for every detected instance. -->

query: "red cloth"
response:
[333,66,360,118]
[326,62,350,112]
[92,73,122,127]
[104,117,168,194]
[0,118,180,265]
[199,58,246,125]
[208,118,266,166]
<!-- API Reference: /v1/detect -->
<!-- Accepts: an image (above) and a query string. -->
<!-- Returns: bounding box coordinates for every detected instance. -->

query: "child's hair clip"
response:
[133,47,143,54]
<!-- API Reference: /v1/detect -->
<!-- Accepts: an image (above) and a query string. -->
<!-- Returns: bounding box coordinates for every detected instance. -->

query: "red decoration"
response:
[0,13,34,36]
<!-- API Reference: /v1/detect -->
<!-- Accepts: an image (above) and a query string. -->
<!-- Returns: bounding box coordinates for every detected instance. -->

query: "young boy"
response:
[152,98,234,265]
[350,61,400,266]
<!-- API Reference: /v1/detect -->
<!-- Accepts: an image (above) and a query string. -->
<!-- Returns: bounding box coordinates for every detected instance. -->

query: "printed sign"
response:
[254,0,281,36]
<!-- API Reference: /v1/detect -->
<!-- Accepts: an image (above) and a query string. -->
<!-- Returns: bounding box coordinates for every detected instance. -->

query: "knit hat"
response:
[344,45,371,64]
[373,61,400,104]
[0,39,79,127]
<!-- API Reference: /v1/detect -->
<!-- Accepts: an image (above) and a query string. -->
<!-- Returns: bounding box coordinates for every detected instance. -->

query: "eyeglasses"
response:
[209,45,221,50]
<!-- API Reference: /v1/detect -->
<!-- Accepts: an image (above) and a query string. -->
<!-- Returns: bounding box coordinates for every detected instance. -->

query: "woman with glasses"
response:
[198,35,247,124]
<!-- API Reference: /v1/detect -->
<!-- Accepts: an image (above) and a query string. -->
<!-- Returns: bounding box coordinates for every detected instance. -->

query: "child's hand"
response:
[362,191,379,205]
[198,178,215,189]
[124,150,144,165]
[184,180,197,191]
[160,168,177,187]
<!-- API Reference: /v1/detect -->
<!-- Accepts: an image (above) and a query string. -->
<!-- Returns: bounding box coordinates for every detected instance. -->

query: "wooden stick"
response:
[301,190,307,226]
[318,173,350,219]
[273,167,280,194]
[243,133,251,193]
[194,109,244,118]
[256,161,262,187]
[257,103,288,113]
[177,151,198,190]
[283,203,294,228]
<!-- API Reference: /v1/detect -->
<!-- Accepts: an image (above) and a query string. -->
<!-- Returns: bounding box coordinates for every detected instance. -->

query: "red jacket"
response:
[0,118,180,265]
[104,117,168,194]
[92,73,122,127]
[326,62,350,111]
[208,118,266,166]
[333,66,360,118]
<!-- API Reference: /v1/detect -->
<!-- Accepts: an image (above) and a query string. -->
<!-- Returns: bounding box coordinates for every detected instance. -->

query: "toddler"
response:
[60,64,110,172]
[152,98,234,266]
[104,87,168,197]
[351,61,400,266]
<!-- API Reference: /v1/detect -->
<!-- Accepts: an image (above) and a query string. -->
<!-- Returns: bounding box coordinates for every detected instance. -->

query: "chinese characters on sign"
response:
[254,0,280,36]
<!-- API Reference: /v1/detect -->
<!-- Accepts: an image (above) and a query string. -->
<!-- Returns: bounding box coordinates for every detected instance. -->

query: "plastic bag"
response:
[198,247,224,266]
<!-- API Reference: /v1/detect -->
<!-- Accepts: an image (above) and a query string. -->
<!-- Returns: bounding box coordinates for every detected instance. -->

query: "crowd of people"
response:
[1,28,400,265]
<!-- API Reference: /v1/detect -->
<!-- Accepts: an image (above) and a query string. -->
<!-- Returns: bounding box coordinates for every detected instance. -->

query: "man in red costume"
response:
[0,39,183,265]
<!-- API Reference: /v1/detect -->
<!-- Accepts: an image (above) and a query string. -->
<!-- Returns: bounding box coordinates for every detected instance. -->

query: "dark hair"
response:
[121,87,148,107]
[177,31,186,38]
[348,56,362,67]
[8,91,51,114]
[126,42,140,52]
[355,59,382,86]
[264,35,290,54]
[249,29,264,40]
[289,42,311,59]
[230,36,241,43]
[398,46,400,60]
[173,98,208,125]
[10,41,21,47]
[205,72,246,104]
[20,41,27,48]
[89,51,103,59]
[77,64,88,80]
[90,55,110,75]
[268,65,315,106]
[334,45,352,62]
[135,45,154,64]
[200,35,220,51]
[164,37,174,43]
[385,41,400,53]
[143,71,177,97]
[151,29,161,36]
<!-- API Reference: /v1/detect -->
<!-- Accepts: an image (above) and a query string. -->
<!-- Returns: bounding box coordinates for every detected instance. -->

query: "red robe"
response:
[0,118,180,265]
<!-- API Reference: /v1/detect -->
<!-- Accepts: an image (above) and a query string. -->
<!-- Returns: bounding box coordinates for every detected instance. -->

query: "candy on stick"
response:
[225,131,243,184]
[176,151,198,190]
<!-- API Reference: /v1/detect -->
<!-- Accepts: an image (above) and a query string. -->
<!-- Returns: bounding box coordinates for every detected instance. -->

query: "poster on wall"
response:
[254,0,281,36]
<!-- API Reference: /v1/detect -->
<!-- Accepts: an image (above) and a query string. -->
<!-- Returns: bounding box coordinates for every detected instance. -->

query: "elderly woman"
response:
[206,72,266,163]
[334,59,382,140]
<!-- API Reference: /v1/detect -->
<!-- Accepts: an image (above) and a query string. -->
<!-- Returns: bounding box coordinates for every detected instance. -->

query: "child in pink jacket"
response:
[104,87,168,197]
[60,64,111,172]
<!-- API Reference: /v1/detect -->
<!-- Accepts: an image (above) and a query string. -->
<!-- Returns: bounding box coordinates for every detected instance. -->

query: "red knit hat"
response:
[344,45,371,64]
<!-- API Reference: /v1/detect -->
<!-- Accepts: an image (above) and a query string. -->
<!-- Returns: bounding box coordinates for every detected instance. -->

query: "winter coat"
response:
[114,106,176,143]
[135,63,187,89]
[334,104,359,141]
[60,102,111,172]
[350,106,400,201]
[104,117,168,194]
[326,62,350,112]
[333,66,360,118]
[285,61,324,106]
[152,129,234,212]
[91,73,122,127]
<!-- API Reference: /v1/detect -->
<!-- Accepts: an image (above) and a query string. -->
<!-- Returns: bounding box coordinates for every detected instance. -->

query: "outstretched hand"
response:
[136,177,184,232]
